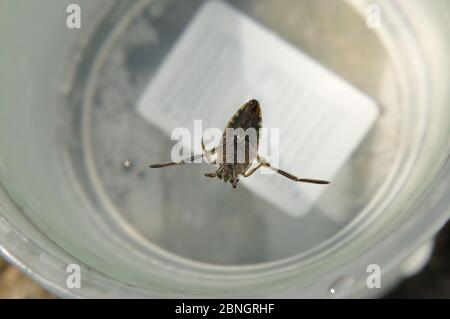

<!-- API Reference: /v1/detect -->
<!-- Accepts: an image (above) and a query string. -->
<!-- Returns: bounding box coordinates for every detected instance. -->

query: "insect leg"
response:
[256,155,330,184]
[243,162,263,177]
[204,172,217,178]
[149,154,204,168]
[201,137,217,164]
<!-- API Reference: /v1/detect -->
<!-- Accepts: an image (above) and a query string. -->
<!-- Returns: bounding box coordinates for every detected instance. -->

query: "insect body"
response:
[150,99,330,188]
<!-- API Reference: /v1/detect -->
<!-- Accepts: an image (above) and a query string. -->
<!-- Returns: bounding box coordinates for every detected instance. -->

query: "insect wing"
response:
[215,134,258,164]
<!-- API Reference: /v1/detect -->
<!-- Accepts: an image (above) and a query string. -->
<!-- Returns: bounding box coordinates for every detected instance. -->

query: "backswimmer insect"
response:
[149,99,330,188]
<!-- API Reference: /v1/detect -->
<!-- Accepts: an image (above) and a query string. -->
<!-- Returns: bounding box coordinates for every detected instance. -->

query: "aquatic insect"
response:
[149,99,330,188]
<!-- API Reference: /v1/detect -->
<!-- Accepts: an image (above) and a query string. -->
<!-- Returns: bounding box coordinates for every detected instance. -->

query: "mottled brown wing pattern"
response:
[224,99,262,145]
[149,99,330,188]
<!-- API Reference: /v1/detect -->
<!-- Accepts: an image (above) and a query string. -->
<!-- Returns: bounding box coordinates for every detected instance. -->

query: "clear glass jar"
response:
[0,0,448,297]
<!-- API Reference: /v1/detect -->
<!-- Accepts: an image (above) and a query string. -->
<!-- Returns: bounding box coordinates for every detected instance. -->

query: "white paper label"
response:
[138,1,379,217]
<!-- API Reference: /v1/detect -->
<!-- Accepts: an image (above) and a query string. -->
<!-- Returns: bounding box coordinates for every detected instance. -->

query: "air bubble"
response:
[328,276,355,296]
[122,159,132,168]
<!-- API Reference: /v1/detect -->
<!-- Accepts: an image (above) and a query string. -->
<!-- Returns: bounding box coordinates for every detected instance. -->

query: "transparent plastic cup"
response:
[0,0,448,298]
